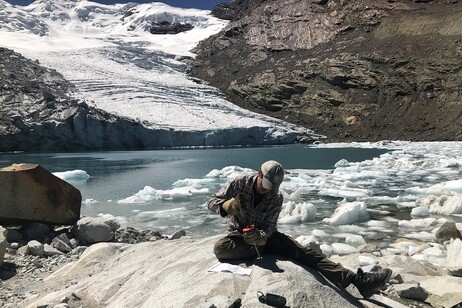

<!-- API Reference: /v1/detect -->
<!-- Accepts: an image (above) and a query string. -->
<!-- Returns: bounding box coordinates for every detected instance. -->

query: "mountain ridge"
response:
[190,0,462,142]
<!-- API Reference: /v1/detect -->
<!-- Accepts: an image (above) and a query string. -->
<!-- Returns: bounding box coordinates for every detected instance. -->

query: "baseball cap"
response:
[260,160,284,191]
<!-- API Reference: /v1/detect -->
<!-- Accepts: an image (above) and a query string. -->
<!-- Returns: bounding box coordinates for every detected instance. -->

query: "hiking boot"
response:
[352,268,392,298]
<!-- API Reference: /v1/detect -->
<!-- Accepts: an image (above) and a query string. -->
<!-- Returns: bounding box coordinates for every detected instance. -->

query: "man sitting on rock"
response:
[207,160,392,298]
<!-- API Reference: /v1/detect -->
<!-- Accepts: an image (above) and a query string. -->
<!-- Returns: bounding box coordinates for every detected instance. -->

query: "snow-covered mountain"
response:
[0,0,322,149]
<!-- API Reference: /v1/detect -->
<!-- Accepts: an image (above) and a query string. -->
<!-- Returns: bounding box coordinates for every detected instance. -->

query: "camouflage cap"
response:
[260,160,284,191]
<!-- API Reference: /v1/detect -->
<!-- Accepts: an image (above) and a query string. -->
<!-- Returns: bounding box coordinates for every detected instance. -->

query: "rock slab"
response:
[0,164,81,225]
[24,236,360,308]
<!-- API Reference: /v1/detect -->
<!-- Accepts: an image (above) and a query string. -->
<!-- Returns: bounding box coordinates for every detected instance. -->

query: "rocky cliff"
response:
[190,0,462,142]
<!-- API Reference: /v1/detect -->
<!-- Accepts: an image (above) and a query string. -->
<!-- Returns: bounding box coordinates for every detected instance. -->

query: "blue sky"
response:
[6,0,229,10]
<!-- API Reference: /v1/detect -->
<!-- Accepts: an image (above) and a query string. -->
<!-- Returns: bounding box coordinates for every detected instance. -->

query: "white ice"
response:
[0,0,313,139]
[322,201,369,226]
[55,140,462,266]
[53,169,90,183]
[117,185,209,203]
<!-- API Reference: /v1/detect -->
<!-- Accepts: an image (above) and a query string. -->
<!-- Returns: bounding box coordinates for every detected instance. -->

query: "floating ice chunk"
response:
[405,187,429,195]
[152,186,210,201]
[358,196,401,206]
[345,234,366,246]
[320,244,333,256]
[333,164,360,174]
[337,225,366,233]
[97,213,127,225]
[397,201,418,209]
[295,235,318,247]
[206,166,253,179]
[285,187,314,202]
[53,169,90,183]
[398,218,437,228]
[82,198,98,205]
[323,201,369,225]
[173,178,215,188]
[427,179,462,194]
[334,159,350,167]
[117,185,209,204]
[416,195,462,215]
[279,201,316,224]
[312,229,329,237]
[136,207,187,220]
[366,220,388,227]
[402,231,436,242]
[319,182,372,199]
[411,206,430,217]
[118,186,157,204]
[332,243,358,255]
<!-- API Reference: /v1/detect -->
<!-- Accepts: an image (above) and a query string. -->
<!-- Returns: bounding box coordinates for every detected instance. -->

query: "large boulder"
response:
[0,164,81,225]
[435,221,462,244]
[23,236,362,308]
[72,217,120,245]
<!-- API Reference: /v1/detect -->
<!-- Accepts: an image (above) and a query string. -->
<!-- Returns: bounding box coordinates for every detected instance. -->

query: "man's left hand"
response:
[243,228,266,246]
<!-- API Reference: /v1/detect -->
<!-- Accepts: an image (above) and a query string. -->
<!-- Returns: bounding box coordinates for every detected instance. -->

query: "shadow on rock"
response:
[0,262,17,280]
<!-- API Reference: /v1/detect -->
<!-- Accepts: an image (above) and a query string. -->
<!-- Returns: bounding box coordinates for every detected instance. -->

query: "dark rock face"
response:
[212,0,267,21]
[194,0,462,142]
[150,21,194,34]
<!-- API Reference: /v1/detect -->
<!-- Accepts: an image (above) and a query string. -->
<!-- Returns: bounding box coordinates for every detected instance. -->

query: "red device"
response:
[243,224,262,259]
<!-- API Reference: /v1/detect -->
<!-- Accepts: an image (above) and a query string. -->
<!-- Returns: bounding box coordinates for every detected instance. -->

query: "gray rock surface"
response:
[27,240,44,257]
[2,222,462,307]
[72,217,120,245]
[24,236,361,308]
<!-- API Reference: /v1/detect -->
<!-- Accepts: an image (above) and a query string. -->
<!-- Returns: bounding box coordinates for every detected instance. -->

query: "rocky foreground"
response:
[1,217,462,308]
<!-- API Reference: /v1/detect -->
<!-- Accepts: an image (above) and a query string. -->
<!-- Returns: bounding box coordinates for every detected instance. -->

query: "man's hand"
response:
[243,228,266,246]
[222,197,241,216]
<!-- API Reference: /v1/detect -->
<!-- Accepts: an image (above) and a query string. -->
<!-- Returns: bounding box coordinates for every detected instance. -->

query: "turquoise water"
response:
[0,144,388,238]
[3,142,462,255]
[0,144,386,202]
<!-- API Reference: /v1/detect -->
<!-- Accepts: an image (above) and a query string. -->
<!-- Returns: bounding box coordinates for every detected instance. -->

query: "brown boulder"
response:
[0,164,81,225]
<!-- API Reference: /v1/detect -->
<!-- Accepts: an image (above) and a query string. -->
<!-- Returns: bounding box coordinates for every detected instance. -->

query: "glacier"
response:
[0,0,323,148]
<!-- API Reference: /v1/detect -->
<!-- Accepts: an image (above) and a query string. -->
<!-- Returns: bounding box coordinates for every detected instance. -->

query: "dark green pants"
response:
[213,231,356,288]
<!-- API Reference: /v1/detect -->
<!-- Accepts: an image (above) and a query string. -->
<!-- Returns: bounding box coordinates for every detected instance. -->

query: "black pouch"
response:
[257,291,287,307]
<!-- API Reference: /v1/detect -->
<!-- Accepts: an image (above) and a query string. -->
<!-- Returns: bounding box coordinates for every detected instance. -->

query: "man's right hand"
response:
[222,197,241,216]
